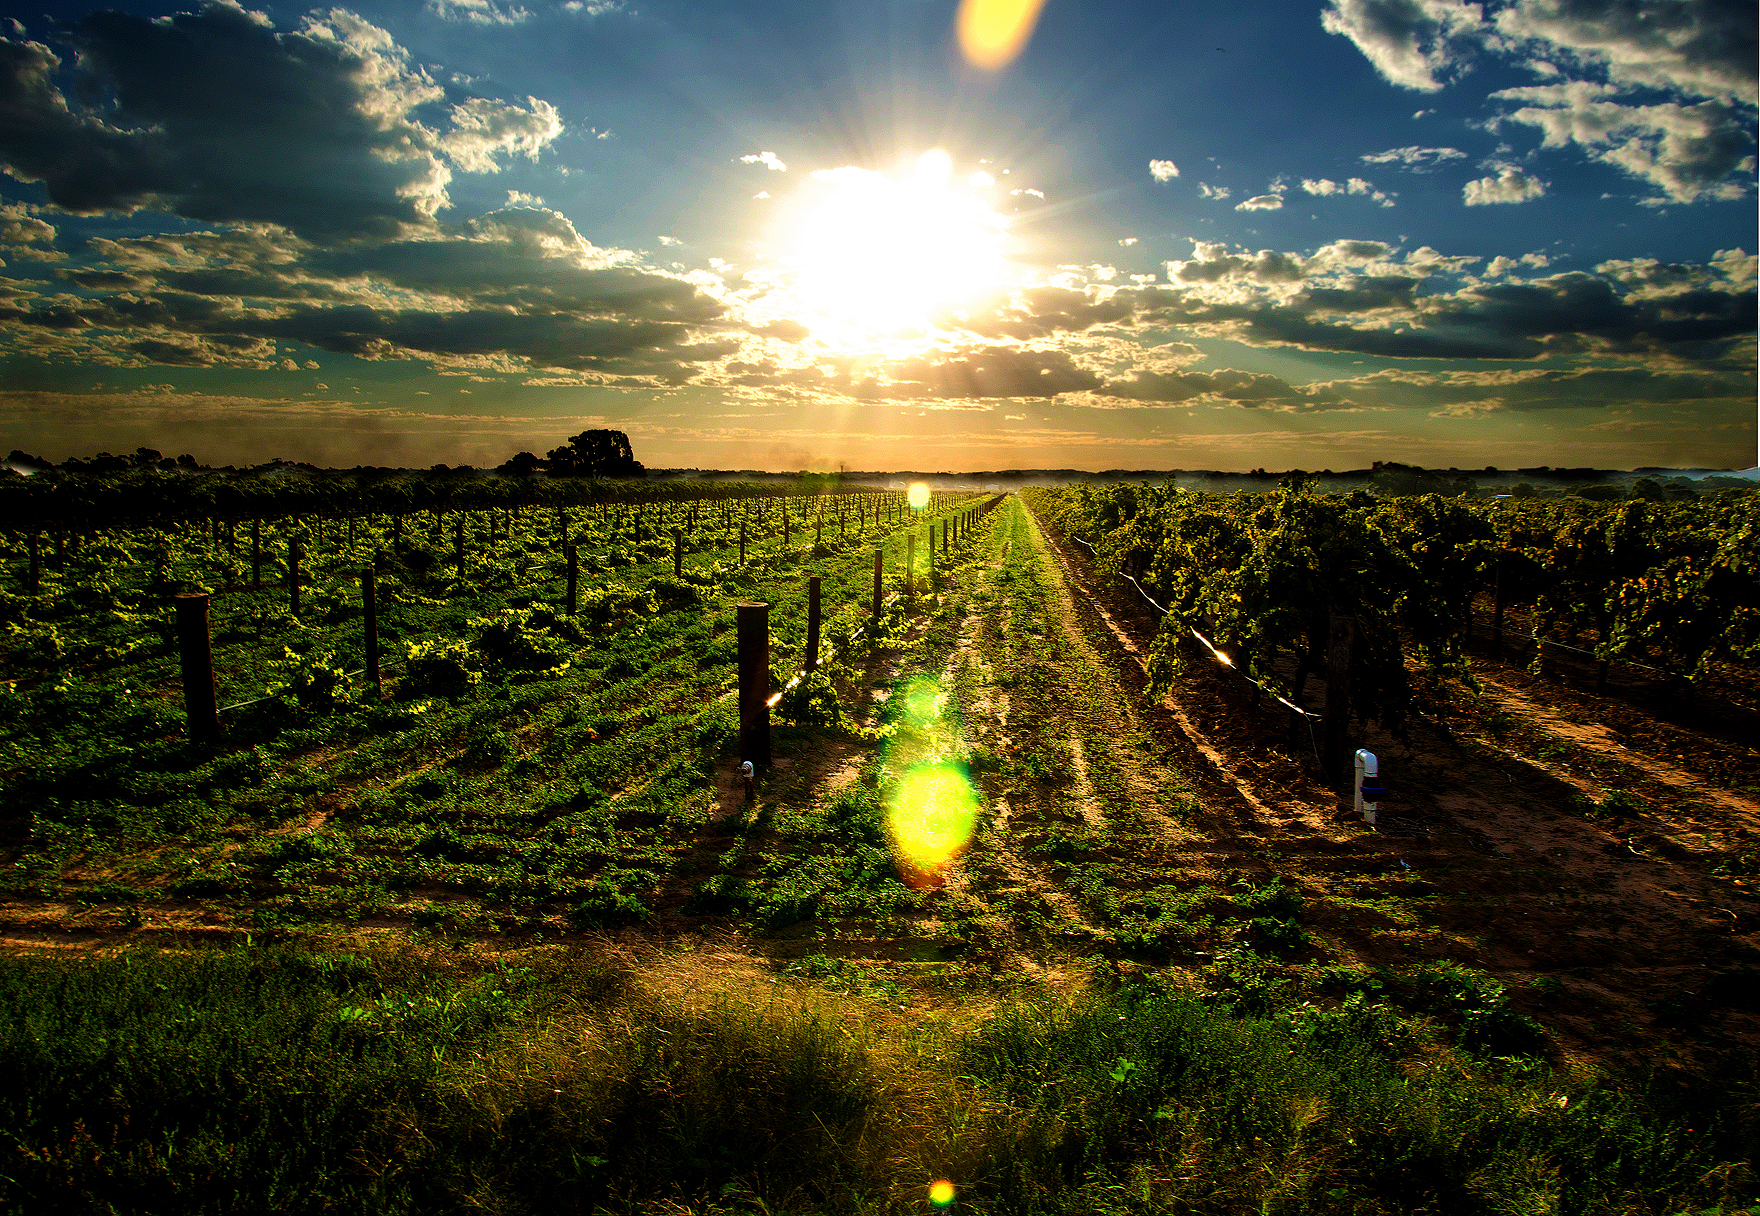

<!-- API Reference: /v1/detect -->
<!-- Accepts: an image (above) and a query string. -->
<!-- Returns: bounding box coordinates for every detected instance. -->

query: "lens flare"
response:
[929,1178,957,1207]
[887,762,978,889]
[957,0,1050,70]
[908,482,931,510]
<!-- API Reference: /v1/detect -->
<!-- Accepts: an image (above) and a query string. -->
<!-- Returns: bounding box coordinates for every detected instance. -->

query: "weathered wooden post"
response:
[871,548,883,618]
[392,513,402,553]
[782,503,790,548]
[1492,554,1506,658]
[806,575,822,672]
[454,516,465,578]
[288,536,301,618]
[738,601,771,769]
[251,519,262,587]
[565,544,578,616]
[362,567,382,700]
[906,532,916,604]
[1323,614,1355,782]
[672,527,683,579]
[26,532,40,595]
[739,518,747,565]
[175,593,221,744]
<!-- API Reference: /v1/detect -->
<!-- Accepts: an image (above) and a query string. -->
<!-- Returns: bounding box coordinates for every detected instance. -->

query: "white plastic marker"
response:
[1354,749,1383,826]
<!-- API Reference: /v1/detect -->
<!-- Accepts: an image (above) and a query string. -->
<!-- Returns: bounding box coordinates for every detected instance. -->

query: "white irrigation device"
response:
[1354,749,1384,826]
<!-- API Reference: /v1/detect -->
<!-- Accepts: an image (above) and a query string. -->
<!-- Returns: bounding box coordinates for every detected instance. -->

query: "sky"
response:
[0,0,1754,473]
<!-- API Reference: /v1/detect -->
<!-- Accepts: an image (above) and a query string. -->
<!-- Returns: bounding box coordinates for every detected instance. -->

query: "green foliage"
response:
[400,637,480,699]
[468,607,571,674]
[265,646,353,713]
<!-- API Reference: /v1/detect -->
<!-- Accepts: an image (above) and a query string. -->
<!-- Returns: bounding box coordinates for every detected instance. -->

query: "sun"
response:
[767,150,1014,343]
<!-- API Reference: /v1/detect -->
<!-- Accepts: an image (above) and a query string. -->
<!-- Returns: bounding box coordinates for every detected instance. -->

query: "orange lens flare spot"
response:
[929,1179,957,1207]
[887,763,978,890]
[956,0,1050,70]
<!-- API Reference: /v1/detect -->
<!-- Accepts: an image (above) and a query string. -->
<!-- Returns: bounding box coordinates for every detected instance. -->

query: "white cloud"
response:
[1328,0,1757,205]
[428,0,530,24]
[1010,187,1045,198]
[562,0,625,13]
[1492,82,1754,203]
[1302,177,1396,206]
[1198,182,1231,200]
[439,97,563,174]
[1490,0,1757,106]
[1519,251,1549,267]
[658,234,682,245]
[1360,144,1467,170]
[739,151,787,172]
[1149,159,1179,181]
[752,190,771,199]
[1235,193,1283,211]
[505,189,543,205]
[1319,0,1485,92]
[1118,237,1139,246]
[1485,254,1520,276]
[1463,166,1548,204]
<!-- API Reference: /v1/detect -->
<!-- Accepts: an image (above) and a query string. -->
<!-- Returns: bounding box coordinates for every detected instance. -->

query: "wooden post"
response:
[906,533,916,604]
[288,537,301,618]
[672,527,683,579]
[455,516,465,578]
[175,593,221,744]
[26,532,40,595]
[392,513,402,553]
[872,548,883,618]
[806,575,822,672]
[362,567,381,700]
[1322,614,1355,782]
[739,518,747,566]
[565,544,578,616]
[251,519,262,588]
[737,601,771,769]
[782,503,790,548]
[1492,555,1506,659]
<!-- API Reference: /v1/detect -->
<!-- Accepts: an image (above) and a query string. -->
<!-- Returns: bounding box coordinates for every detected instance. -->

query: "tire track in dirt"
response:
[1475,673,1760,829]
[938,515,1106,947]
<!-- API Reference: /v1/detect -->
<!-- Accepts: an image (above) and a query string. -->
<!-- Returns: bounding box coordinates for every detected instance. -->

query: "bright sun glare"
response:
[771,150,1013,342]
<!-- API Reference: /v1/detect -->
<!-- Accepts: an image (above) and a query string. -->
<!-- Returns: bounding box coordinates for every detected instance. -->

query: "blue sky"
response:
[0,0,1753,471]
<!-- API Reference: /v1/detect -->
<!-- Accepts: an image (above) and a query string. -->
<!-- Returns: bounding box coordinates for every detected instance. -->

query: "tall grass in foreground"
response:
[0,944,1752,1215]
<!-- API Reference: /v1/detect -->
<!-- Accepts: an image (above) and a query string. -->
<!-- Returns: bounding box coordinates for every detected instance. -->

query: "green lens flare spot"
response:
[900,674,945,726]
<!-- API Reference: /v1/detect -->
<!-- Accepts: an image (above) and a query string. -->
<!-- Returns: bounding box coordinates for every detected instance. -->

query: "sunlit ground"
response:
[882,673,980,890]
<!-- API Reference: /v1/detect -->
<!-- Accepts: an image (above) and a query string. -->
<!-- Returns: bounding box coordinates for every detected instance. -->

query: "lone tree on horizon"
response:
[543,430,644,478]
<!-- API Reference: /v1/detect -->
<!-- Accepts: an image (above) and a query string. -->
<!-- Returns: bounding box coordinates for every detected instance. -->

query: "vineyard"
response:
[0,480,1756,1214]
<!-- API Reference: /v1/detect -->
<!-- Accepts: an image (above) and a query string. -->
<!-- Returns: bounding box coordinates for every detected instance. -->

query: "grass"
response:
[5,495,1759,1213]
[0,939,1753,1215]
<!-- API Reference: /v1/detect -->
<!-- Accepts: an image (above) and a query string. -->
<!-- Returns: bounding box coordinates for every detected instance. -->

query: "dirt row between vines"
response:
[1025,496,1760,1069]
